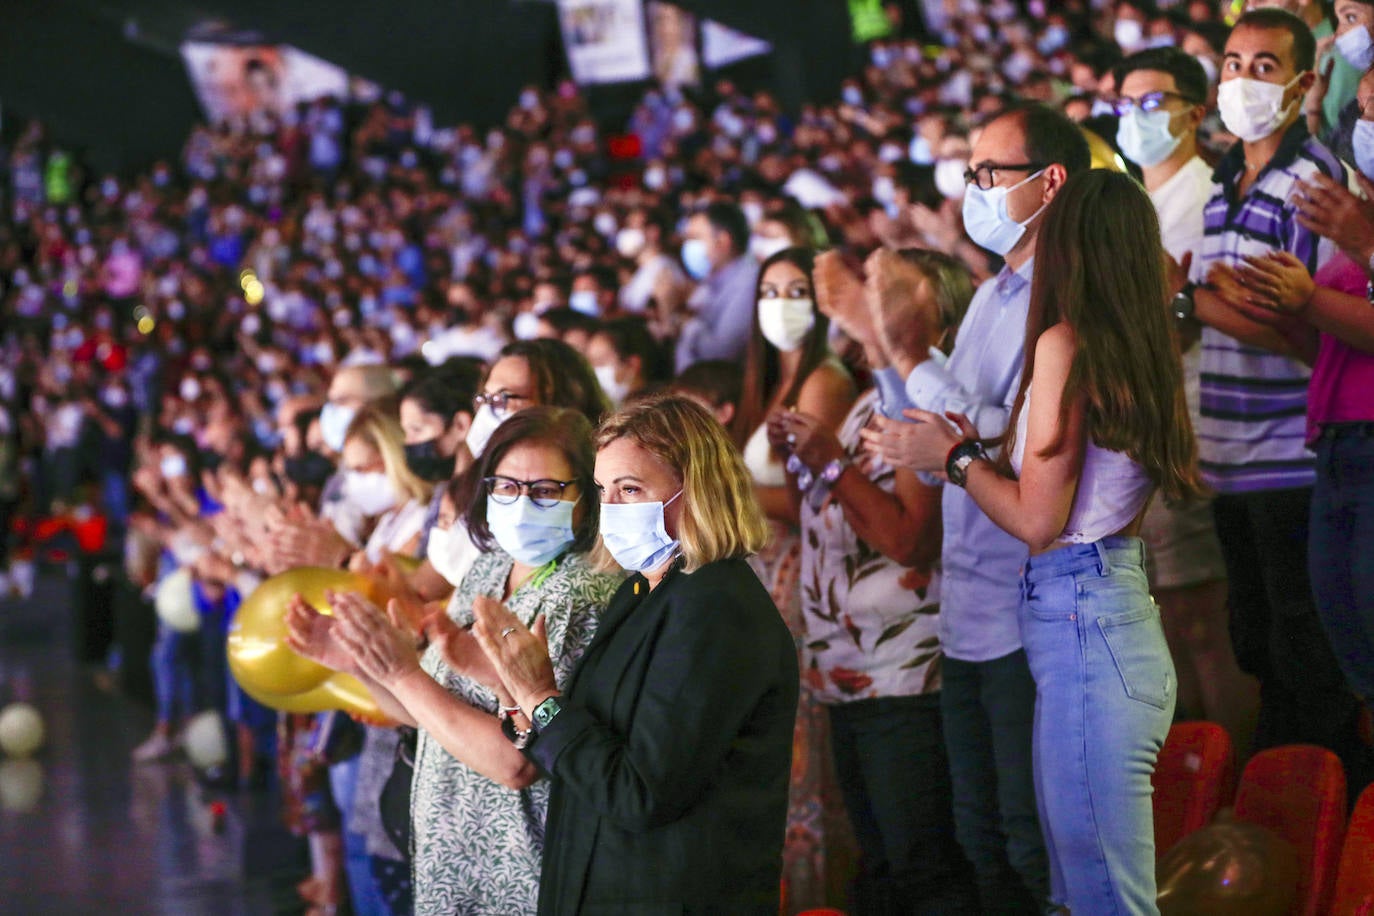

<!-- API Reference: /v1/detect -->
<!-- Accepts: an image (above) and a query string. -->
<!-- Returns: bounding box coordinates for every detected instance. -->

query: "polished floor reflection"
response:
[0,569,295,914]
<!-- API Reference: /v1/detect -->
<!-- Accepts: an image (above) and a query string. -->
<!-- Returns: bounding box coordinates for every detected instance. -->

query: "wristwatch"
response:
[531,696,564,732]
[1171,282,1196,322]
[820,457,850,486]
[945,440,988,488]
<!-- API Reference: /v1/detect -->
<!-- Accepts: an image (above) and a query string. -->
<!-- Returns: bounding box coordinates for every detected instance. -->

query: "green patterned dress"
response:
[410,549,623,916]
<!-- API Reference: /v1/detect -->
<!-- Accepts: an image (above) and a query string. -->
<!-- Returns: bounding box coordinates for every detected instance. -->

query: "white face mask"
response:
[465,403,504,459]
[1114,18,1145,52]
[961,169,1046,257]
[615,227,646,259]
[1337,24,1374,71]
[757,297,816,352]
[750,234,790,262]
[160,454,188,479]
[594,363,630,406]
[345,469,396,517]
[512,311,542,341]
[486,495,577,566]
[319,402,357,454]
[1117,107,1184,168]
[426,522,472,586]
[599,491,682,572]
[933,159,967,200]
[1216,75,1302,143]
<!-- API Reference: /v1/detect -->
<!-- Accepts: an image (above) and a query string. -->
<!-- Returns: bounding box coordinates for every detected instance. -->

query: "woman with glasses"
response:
[286,407,623,915]
[469,395,799,914]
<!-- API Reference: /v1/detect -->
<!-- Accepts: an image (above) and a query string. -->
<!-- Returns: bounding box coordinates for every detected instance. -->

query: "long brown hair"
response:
[1001,169,1204,505]
[730,247,830,447]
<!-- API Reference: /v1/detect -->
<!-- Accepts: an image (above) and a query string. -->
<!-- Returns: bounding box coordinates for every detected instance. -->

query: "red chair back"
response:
[1333,784,1374,916]
[1233,745,1348,916]
[1152,721,1235,858]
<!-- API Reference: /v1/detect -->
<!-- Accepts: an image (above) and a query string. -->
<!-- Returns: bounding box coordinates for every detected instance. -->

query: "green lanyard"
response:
[514,557,558,597]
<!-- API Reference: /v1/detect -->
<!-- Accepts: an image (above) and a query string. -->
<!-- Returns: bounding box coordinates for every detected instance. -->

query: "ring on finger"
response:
[501,626,517,639]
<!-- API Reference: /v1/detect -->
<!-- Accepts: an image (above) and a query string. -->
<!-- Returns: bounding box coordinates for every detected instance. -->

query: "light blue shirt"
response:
[896,258,1033,662]
[674,255,759,372]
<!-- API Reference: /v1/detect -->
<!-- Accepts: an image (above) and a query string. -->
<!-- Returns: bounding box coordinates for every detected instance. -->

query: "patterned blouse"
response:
[410,548,622,916]
[799,389,944,705]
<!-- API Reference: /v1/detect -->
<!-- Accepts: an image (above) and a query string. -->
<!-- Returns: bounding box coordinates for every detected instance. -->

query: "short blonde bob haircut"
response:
[345,400,433,506]
[596,393,768,573]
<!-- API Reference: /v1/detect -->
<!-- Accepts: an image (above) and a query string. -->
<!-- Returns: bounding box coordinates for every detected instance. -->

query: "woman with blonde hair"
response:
[341,401,432,566]
[471,394,799,914]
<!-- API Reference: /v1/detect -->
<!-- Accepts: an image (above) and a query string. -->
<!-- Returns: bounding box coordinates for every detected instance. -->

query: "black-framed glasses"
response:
[483,475,579,507]
[473,390,530,416]
[1110,91,1196,117]
[963,162,1045,191]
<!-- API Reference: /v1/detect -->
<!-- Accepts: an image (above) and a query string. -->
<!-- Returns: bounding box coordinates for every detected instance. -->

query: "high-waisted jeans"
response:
[1019,536,1175,916]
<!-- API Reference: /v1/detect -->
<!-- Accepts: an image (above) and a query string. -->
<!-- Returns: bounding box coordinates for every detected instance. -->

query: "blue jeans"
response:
[150,622,196,726]
[829,694,977,915]
[941,651,1048,914]
[1020,537,1174,916]
[1310,426,1374,706]
[330,757,393,916]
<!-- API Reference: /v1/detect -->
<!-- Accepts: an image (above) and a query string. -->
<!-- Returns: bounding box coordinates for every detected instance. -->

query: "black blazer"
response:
[527,556,799,915]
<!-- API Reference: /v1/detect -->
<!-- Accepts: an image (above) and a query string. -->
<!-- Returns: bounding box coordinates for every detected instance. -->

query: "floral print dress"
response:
[409,549,622,916]
[800,390,944,705]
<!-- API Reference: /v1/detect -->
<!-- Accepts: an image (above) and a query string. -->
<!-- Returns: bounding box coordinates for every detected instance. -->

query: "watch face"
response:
[533,697,561,728]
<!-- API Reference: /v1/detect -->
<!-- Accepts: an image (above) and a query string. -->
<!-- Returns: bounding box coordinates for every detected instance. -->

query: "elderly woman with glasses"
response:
[286,406,623,915]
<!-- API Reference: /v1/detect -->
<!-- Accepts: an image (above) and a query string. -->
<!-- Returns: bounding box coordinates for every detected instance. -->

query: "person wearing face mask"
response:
[1306,0,1374,160]
[286,408,622,916]
[857,104,1089,914]
[731,247,854,911]
[585,316,663,408]
[398,360,480,560]
[1216,62,1374,802]
[332,404,434,916]
[616,208,684,315]
[674,201,760,372]
[1182,7,1374,791]
[468,395,797,915]
[1112,49,1255,742]
[777,248,978,915]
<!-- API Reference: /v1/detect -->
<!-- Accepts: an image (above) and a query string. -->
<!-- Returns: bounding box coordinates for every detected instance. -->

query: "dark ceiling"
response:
[0,0,852,171]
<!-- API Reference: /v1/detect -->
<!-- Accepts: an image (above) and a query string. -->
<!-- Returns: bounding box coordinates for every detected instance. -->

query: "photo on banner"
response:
[557,0,652,85]
[180,41,350,123]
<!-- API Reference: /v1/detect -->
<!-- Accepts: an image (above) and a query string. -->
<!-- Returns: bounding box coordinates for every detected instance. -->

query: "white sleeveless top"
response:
[1010,385,1154,544]
[743,422,787,487]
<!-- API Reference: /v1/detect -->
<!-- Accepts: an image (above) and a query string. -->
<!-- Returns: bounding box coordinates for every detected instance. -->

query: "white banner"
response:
[702,19,771,69]
[558,0,652,85]
[181,42,349,123]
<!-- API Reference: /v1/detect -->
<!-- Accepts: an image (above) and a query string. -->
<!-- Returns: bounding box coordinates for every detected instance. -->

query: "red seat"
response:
[1332,784,1374,915]
[1233,745,1347,916]
[1152,721,1235,859]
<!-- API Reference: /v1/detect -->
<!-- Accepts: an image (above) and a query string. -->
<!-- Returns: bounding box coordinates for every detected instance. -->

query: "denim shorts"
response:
[1019,536,1175,915]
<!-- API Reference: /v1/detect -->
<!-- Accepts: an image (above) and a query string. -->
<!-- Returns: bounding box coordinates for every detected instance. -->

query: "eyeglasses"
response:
[962,162,1045,191]
[483,475,578,508]
[473,390,530,416]
[1110,91,1196,117]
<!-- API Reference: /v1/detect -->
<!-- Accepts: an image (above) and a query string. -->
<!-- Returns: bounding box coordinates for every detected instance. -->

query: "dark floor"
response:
[0,566,301,915]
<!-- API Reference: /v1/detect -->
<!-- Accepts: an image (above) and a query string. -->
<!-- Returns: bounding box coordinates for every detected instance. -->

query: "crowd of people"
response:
[2,0,1373,913]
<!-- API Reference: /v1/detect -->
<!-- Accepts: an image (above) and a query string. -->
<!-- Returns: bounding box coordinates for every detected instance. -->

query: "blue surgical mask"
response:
[681,239,712,281]
[599,490,682,572]
[960,169,1046,257]
[569,289,600,316]
[319,402,357,454]
[1338,25,1374,71]
[1353,119,1374,180]
[1116,107,1183,168]
[487,495,576,566]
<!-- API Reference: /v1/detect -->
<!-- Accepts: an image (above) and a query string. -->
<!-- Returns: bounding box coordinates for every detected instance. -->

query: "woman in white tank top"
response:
[903,170,1207,916]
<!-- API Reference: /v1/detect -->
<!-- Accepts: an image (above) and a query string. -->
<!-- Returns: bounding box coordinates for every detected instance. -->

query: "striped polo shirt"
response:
[1190,122,1345,494]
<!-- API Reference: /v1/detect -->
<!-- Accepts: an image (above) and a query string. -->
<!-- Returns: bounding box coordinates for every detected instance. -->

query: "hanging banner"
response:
[180,42,349,123]
[701,19,772,69]
[558,0,652,85]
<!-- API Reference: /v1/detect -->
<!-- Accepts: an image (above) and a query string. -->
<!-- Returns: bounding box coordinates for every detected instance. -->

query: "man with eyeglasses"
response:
[1112,47,1249,749]
[862,103,1090,914]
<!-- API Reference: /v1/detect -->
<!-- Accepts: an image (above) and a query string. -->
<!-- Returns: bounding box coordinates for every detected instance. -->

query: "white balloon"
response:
[154,568,200,633]
[0,703,45,757]
[182,710,228,770]
[0,759,43,812]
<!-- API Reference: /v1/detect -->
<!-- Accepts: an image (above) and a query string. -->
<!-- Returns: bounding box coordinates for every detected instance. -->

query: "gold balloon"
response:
[1082,126,1128,173]
[228,566,389,718]
[1157,820,1300,916]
